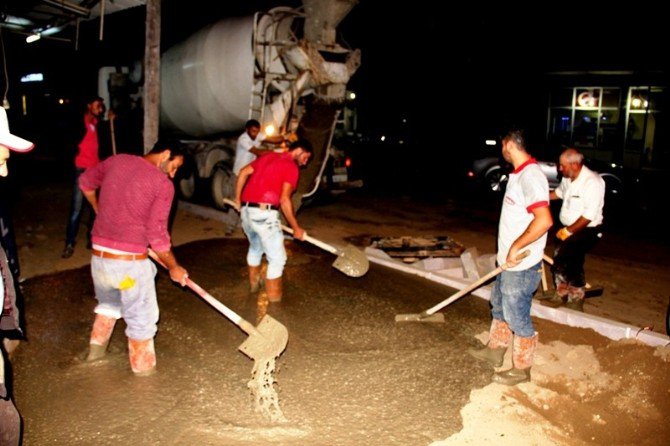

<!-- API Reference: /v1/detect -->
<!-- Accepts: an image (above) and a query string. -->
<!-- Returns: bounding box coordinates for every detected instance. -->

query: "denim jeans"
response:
[91,256,159,340]
[490,261,542,338]
[241,206,286,279]
[65,168,94,247]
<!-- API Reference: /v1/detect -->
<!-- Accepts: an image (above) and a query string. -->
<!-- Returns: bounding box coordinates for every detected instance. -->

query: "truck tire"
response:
[176,157,197,200]
[211,163,235,210]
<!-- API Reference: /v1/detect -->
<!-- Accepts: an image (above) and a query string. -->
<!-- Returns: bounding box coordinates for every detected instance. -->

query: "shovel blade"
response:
[395,313,445,323]
[238,315,289,361]
[332,244,369,277]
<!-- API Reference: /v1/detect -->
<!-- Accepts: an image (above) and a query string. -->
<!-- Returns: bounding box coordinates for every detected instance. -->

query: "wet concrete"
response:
[14,238,494,445]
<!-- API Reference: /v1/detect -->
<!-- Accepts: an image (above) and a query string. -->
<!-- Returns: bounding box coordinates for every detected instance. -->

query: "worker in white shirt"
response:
[547,148,605,312]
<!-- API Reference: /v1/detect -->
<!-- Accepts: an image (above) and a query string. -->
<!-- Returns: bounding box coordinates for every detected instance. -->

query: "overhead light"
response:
[21,73,44,83]
[26,33,41,43]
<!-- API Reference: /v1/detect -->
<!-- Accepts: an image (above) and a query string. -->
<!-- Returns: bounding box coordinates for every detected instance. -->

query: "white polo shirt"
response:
[554,165,605,227]
[233,131,266,175]
[497,159,550,271]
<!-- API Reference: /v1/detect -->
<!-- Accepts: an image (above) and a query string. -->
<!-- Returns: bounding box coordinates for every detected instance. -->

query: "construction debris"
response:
[370,236,465,263]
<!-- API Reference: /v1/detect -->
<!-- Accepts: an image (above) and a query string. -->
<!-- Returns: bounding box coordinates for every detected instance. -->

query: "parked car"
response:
[467,155,625,198]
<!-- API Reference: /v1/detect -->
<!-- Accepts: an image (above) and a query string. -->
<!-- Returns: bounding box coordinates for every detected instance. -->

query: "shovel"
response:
[147,250,288,361]
[395,250,530,323]
[222,198,369,278]
[280,225,369,278]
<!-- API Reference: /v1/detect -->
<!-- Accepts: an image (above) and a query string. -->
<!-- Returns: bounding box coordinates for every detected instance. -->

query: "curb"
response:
[366,247,670,347]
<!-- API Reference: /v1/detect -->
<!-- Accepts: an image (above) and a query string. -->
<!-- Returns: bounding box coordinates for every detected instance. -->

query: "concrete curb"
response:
[366,247,670,348]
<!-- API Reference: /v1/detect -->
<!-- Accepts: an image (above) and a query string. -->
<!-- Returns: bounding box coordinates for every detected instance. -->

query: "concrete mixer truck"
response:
[101,0,360,210]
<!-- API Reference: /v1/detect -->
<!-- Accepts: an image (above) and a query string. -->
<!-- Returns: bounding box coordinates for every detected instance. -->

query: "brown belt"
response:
[92,249,148,261]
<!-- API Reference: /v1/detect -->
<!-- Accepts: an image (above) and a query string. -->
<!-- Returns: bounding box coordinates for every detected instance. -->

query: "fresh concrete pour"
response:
[12,238,670,445]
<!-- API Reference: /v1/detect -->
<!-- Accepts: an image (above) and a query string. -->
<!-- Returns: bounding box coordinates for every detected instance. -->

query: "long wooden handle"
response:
[147,249,258,336]
[280,225,338,254]
[421,250,530,317]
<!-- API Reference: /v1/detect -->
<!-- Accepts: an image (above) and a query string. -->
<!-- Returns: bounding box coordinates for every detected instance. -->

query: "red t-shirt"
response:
[241,152,298,206]
[74,116,99,169]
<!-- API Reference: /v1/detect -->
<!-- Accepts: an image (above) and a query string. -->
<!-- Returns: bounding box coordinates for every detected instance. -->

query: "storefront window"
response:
[599,109,620,151]
[548,109,572,146]
[547,81,665,169]
[601,88,621,108]
[573,110,598,148]
[626,86,665,166]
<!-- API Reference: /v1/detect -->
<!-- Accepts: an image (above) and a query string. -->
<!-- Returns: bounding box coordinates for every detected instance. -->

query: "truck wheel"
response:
[177,159,197,200]
[211,164,235,210]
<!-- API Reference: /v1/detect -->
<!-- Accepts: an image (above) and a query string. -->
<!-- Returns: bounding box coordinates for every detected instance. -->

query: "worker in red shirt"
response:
[234,139,313,302]
[62,96,113,258]
[78,140,188,376]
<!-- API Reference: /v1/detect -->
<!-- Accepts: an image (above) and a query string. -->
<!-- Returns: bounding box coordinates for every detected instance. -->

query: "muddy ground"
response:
[6,180,670,445]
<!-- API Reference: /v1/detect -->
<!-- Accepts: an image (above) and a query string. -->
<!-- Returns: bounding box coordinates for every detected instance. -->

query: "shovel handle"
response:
[147,250,258,336]
[280,225,338,255]
[422,249,530,316]
[222,198,240,212]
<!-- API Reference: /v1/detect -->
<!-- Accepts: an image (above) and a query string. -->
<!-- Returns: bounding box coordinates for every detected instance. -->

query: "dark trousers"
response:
[552,226,602,287]
[65,168,95,247]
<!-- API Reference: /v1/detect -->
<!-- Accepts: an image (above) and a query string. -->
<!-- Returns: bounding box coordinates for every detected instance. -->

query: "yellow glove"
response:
[556,227,573,241]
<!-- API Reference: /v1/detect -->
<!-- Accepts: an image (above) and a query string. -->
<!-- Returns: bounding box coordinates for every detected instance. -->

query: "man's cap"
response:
[0,108,35,152]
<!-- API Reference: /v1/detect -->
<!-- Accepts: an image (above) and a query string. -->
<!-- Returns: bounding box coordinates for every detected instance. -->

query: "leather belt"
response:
[243,202,279,211]
[92,249,148,261]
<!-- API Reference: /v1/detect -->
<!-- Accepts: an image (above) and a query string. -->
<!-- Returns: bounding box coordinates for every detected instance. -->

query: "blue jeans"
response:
[91,257,159,340]
[65,167,94,247]
[490,262,542,338]
[241,206,287,279]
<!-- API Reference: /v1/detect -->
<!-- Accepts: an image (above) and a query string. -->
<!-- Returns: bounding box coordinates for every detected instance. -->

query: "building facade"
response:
[546,71,667,170]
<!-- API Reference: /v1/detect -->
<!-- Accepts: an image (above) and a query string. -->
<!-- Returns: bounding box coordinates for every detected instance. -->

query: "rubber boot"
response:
[265,276,282,302]
[86,314,117,361]
[128,338,156,376]
[565,286,585,312]
[565,298,584,312]
[249,265,262,293]
[541,280,569,307]
[493,333,538,386]
[468,319,512,367]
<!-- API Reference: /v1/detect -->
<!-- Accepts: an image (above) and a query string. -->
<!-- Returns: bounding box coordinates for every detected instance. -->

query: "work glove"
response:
[556,227,572,241]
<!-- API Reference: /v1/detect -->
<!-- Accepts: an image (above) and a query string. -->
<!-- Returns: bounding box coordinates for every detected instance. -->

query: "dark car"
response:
[468,154,626,198]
